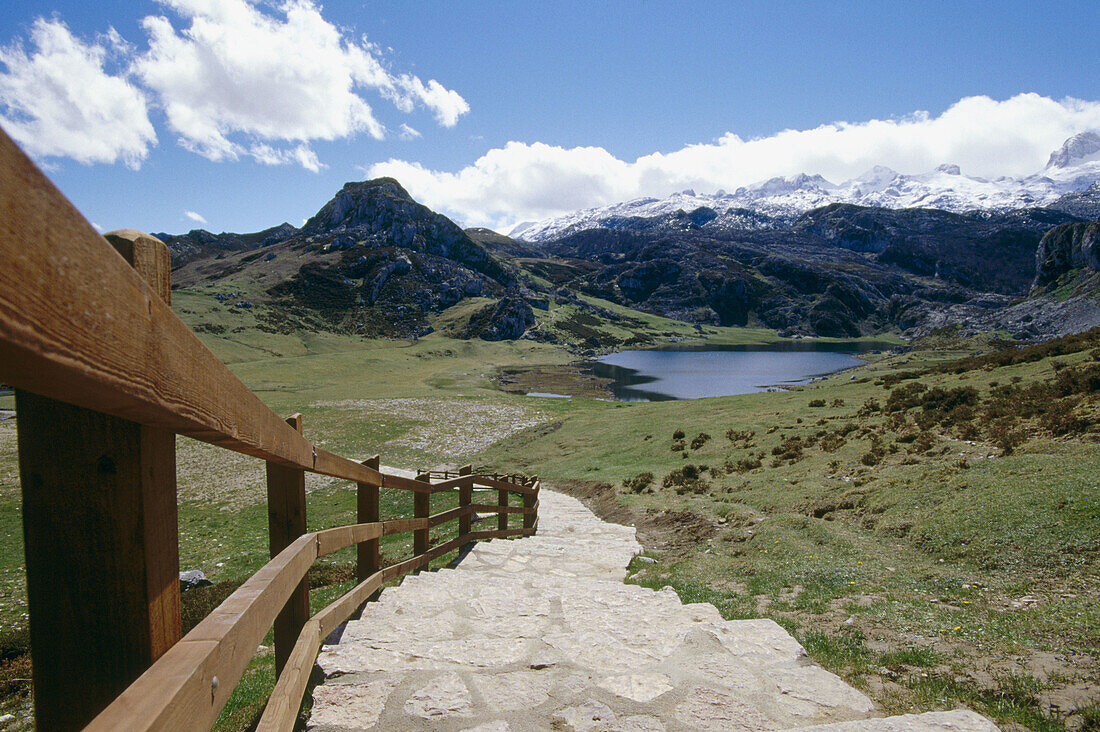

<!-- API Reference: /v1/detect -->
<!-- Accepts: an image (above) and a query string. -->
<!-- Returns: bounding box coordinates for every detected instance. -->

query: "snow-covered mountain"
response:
[510,132,1100,243]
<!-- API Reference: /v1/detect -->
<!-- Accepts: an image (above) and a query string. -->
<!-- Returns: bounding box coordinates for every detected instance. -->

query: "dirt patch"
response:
[496,363,613,399]
[552,479,716,558]
[316,398,551,457]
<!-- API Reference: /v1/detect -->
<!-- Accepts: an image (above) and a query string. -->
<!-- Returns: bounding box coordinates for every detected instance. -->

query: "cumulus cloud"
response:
[134,0,468,168]
[184,209,207,224]
[368,94,1100,230]
[0,18,155,168]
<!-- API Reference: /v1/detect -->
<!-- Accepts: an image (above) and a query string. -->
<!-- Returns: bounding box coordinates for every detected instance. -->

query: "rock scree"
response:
[308,488,999,731]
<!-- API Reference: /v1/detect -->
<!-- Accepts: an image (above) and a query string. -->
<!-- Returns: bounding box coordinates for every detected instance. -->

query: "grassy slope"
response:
[0,287,1094,729]
[478,334,1100,731]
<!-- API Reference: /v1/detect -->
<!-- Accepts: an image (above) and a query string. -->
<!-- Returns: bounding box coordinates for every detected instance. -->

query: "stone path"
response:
[309,488,998,732]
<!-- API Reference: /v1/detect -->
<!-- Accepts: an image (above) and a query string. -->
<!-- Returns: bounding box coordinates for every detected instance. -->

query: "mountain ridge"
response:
[511,133,1100,243]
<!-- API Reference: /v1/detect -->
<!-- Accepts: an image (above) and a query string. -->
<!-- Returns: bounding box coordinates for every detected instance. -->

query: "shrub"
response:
[989,418,1026,454]
[831,398,845,407]
[857,398,881,416]
[672,429,685,439]
[1041,401,1090,436]
[662,464,711,494]
[732,457,762,473]
[860,451,881,466]
[907,432,936,453]
[623,472,654,493]
[820,432,847,452]
[690,432,711,450]
[671,440,686,452]
[885,382,927,412]
[808,399,826,408]
[771,437,806,463]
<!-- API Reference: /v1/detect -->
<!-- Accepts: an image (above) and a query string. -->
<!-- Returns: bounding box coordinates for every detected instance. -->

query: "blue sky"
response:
[2,0,1099,234]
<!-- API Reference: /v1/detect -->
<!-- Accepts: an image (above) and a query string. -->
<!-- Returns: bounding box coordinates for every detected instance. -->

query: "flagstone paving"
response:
[309,488,998,732]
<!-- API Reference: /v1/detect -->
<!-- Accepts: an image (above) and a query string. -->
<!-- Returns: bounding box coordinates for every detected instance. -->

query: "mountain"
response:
[512,133,1100,243]
[165,172,1100,347]
[170,178,531,340]
[155,222,298,267]
[524,202,1089,339]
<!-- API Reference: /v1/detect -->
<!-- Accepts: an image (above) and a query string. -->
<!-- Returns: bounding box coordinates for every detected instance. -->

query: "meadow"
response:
[0,287,1095,730]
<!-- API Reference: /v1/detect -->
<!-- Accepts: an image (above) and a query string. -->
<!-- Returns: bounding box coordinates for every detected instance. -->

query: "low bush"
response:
[690,432,711,450]
[623,471,655,493]
[663,464,711,494]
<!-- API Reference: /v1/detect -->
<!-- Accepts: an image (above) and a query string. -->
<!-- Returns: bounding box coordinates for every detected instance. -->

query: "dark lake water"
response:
[591,342,888,401]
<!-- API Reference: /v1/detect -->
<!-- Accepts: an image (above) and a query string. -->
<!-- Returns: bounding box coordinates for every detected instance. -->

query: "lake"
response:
[589,342,887,401]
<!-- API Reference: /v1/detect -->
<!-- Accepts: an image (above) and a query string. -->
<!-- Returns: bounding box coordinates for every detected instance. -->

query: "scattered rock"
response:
[179,570,212,591]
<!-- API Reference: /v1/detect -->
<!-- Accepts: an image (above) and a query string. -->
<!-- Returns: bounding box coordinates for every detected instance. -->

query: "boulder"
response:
[179,570,212,592]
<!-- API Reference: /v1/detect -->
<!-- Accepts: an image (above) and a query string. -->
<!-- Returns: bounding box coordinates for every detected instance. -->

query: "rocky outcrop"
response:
[462,296,535,341]
[302,178,510,285]
[155,222,298,267]
[1033,220,1100,290]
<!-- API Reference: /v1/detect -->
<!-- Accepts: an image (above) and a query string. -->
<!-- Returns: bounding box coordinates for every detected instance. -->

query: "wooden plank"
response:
[497,489,509,532]
[16,229,183,730]
[316,523,383,557]
[357,455,380,583]
[18,392,180,730]
[414,473,431,556]
[524,490,537,530]
[87,533,317,731]
[458,464,472,540]
[426,475,473,492]
[426,534,467,561]
[314,447,382,486]
[381,517,429,535]
[428,505,471,528]
[468,503,529,514]
[382,471,433,492]
[0,130,316,469]
[107,229,182,664]
[267,414,309,678]
[475,475,537,495]
[255,620,321,732]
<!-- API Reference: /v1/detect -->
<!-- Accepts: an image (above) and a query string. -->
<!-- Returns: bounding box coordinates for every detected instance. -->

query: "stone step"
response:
[308,489,1000,732]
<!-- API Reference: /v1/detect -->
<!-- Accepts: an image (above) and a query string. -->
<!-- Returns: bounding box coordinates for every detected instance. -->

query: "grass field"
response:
[0,290,1095,730]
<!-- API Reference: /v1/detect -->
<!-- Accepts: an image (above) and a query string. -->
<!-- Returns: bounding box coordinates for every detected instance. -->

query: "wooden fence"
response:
[0,128,539,729]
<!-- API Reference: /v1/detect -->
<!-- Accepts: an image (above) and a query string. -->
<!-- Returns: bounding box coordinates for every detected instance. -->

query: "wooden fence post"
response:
[17,230,180,730]
[266,413,308,677]
[458,464,472,540]
[357,455,380,583]
[498,487,509,532]
[414,472,431,556]
[524,478,538,531]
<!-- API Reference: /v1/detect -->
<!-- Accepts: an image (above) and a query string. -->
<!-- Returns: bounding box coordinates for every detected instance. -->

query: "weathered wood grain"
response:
[357,455,380,583]
[267,415,309,677]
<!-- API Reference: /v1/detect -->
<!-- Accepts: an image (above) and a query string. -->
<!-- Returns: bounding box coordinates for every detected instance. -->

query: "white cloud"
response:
[368,94,1100,230]
[0,18,155,168]
[398,123,421,141]
[184,209,207,224]
[134,0,468,168]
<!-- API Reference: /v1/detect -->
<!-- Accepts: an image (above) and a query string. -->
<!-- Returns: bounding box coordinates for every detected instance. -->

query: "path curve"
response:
[309,488,998,731]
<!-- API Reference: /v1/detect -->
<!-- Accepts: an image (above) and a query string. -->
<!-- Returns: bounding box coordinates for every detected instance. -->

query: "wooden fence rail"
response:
[0,126,539,730]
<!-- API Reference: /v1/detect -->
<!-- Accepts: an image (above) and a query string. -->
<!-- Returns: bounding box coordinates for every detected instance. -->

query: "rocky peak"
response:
[1046,131,1100,169]
[302,178,420,234]
[299,177,512,285]
[936,164,962,175]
